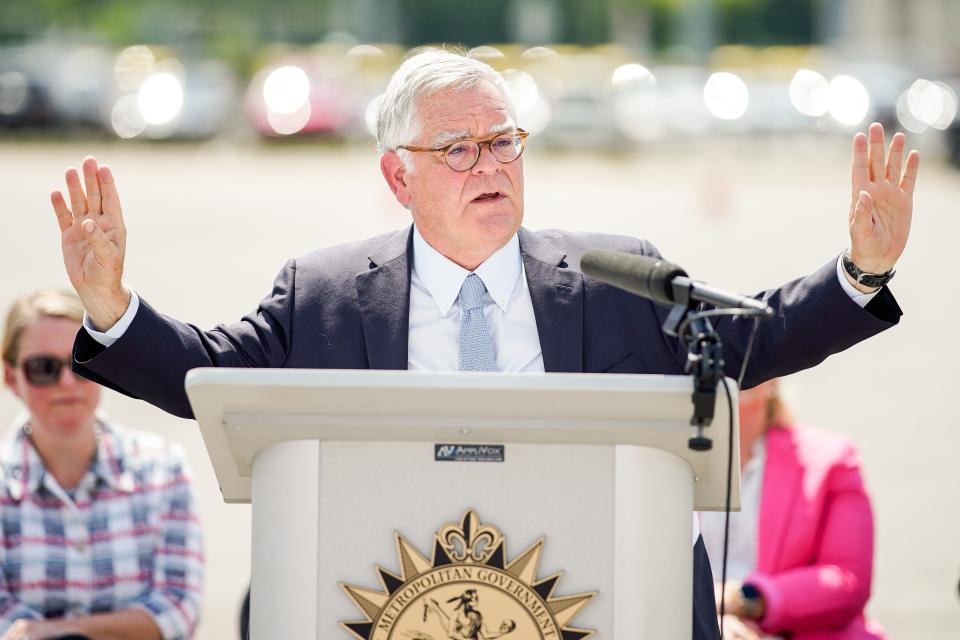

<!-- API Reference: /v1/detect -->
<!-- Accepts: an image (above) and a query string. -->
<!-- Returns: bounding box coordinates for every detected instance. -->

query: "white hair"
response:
[375,48,517,162]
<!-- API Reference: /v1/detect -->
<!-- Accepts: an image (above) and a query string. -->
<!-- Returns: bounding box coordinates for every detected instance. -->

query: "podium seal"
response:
[341,510,596,640]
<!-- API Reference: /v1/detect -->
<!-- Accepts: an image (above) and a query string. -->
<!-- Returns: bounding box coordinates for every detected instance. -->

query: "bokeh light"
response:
[501,69,549,135]
[501,69,539,113]
[930,81,958,130]
[263,66,310,115]
[114,45,156,92]
[827,75,869,126]
[521,46,559,60]
[611,63,656,93]
[469,46,506,61]
[267,102,311,135]
[518,96,551,135]
[896,90,927,134]
[703,71,749,120]
[137,72,184,125]
[111,93,148,138]
[789,69,829,117]
[611,64,659,141]
[346,44,386,59]
[907,79,944,125]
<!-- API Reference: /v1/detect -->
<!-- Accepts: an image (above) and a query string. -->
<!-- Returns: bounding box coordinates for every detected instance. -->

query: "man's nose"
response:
[471,143,501,175]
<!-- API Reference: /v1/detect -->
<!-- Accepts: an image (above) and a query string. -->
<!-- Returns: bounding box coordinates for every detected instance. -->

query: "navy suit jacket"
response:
[73,226,901,640]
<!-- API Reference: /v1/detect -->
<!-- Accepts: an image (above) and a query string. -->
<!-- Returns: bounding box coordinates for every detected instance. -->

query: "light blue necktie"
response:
[458,274,497,371]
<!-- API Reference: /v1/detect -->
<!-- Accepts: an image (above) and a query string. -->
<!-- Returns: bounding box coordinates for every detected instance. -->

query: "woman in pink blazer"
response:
[700,380,886,639]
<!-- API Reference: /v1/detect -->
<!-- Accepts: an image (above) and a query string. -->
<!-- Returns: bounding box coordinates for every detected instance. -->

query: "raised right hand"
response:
[51,156,131,330]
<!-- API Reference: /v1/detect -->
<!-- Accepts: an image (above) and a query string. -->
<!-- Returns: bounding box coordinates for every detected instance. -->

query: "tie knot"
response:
[459,274,487,311]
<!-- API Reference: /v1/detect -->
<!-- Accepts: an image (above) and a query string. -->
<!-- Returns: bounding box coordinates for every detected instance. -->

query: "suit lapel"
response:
[356,227,412,370]
[758,427,802,572]
[519,228,584,372]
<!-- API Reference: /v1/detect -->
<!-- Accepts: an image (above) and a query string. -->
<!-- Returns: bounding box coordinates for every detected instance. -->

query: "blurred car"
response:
[0,57,53,129]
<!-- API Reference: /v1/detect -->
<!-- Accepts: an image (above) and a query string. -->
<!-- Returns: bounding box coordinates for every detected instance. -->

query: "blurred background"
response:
[1,0,959,150]
[1,0,958,638]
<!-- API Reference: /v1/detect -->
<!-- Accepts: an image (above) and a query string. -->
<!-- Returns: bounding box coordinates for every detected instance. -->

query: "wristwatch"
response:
[739,583,766,620]
[841,251,895,288]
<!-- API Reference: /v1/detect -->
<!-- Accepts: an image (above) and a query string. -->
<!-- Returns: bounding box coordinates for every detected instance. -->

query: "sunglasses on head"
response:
[18,355,75,387]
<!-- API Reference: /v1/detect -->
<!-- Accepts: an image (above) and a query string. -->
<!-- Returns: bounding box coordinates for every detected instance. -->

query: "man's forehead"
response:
[415,81,514,145]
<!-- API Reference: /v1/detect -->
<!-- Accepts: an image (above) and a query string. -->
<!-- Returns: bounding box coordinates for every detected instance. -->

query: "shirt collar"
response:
[412,225,522,317]
[1,412,130,502]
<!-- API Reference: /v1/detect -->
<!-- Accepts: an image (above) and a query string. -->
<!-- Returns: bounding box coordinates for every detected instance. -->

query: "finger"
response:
[97,165,123,220]
[884,132,905,183]
[867,122,885,182]
[50,190,74,232]
[851,132,868,195]
[850,191,875,239]
[82,156,102,215]
[81,218,119,261]
[65,167,88,217]
[899,150,921,196]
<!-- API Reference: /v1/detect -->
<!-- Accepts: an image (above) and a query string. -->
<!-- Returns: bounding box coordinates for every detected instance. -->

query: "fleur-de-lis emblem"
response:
[438,510,503,563]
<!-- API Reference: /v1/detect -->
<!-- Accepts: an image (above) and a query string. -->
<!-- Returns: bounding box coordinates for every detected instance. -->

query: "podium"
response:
[185,369,739,639]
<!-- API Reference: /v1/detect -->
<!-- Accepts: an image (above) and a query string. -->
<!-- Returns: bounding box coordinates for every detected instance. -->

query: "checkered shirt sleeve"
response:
[126,444,204,639]
[0,420,204,639]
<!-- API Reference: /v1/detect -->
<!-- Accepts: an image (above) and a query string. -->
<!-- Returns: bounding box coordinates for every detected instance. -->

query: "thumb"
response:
[81,219,119,261]
[849,190,874,238]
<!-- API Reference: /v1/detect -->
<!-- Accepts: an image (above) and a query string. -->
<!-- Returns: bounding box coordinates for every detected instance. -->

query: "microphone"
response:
[580,249,773,316]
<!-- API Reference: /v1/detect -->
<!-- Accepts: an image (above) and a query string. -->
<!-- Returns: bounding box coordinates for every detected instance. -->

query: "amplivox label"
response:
[434,444,505,462]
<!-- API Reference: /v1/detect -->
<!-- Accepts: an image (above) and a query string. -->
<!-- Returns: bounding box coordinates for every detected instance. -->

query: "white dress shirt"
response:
[407,226,543,372]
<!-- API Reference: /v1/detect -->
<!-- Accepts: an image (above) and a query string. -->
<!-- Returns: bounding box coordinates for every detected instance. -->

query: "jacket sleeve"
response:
[714,257,900,389]
[746,444,875,633]
[632,238,901,388]
[73,260,297,419]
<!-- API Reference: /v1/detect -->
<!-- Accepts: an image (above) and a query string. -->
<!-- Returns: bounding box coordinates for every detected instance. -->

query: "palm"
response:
[51,156,128,324]
[61,208,124,290]
[848,123,920,274]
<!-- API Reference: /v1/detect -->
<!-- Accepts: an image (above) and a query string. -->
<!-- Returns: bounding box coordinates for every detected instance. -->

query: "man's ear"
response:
[380,151,412,207]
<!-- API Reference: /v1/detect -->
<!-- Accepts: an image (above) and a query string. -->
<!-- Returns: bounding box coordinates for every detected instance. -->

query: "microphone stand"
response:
[661,278,773,451]
[662,282,726,452]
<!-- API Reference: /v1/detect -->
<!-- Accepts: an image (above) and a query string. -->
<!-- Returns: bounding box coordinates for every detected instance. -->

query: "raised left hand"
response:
[848,122,920,276]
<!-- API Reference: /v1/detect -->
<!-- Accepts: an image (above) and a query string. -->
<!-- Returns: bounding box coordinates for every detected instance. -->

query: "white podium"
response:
[185,369,739,640]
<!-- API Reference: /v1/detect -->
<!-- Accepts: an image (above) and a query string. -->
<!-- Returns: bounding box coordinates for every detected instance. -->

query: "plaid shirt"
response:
[0,415,203,638]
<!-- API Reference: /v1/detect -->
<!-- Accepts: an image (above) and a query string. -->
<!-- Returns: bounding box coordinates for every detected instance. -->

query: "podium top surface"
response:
[185,368,739,507]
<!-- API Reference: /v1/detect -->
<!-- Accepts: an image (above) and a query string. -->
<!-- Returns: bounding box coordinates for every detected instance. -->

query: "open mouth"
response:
[471,191,505,203]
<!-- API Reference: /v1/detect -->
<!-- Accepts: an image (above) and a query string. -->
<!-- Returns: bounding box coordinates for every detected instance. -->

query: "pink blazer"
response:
[746,426,886,639]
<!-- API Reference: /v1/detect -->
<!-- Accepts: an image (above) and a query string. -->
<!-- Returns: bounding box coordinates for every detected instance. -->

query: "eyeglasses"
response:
[18,355,75,387]
[398,129,529,172]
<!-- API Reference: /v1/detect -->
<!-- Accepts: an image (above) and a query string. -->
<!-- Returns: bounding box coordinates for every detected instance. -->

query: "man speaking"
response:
[50,50,919,639]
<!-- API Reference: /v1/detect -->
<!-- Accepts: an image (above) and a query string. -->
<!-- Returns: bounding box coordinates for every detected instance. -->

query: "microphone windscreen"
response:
[581,249,687,306]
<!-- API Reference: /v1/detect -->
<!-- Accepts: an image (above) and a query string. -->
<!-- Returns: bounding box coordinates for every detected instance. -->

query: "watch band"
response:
[841,252,895,288]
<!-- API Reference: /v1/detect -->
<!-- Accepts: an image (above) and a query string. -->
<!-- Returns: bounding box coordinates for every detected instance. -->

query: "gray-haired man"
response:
[52,49,918,640]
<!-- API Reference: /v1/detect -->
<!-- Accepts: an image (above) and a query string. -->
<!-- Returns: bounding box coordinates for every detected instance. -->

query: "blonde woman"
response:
[1,290,202,640]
